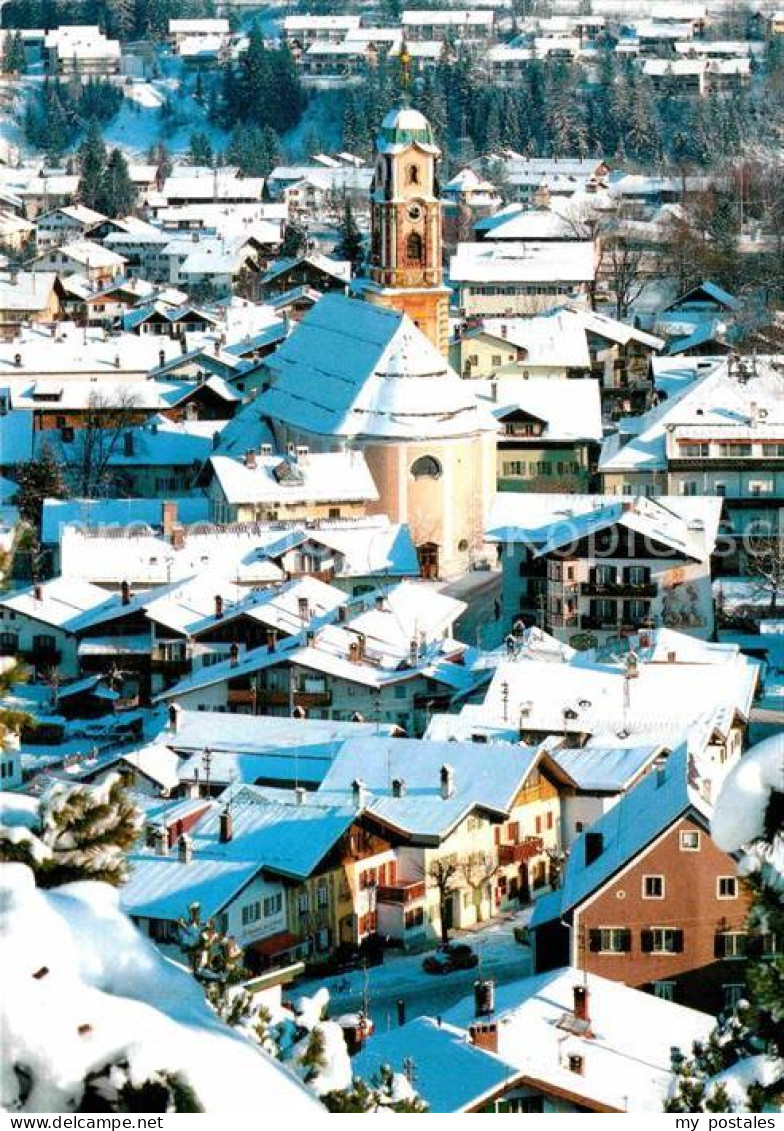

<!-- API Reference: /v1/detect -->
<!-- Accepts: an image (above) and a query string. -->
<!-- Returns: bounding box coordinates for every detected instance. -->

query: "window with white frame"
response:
[717,876,738,899]
[241,901,261,926]
[643,875,665,899]
[680,830,701,851]
[650,927,681,953]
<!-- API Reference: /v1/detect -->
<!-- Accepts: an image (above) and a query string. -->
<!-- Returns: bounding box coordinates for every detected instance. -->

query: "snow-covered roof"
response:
[123,787,359,919]
[209,451,379,506]
[317,735,549,839]
[0,272,59,313]
[353,1017,521,1112]
[487,377,603,442]
[485,491,722,560]
[41,497,210,546]
[0,577,110,629]
[599,357,784,473]
[450,240,595,283]
[258,294,498,441]
[441,965,714,1112]
[473,629,759,746]
[550,742,666,793]
[261,253,351,287]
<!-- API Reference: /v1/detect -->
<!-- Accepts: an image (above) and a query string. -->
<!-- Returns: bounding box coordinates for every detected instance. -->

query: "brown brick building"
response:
[531,746,778,1014]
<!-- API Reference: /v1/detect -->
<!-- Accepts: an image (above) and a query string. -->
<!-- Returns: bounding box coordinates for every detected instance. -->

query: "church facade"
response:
[256,105,498,578]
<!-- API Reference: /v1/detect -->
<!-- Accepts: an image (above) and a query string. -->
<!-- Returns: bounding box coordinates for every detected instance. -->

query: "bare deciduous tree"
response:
[59,388,142,498]
[420,855,461,945]
[459,852,499,924]
[747,534,784,613]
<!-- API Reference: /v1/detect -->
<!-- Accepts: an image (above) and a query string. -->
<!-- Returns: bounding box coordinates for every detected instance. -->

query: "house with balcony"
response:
[282,14,361,51]
[486,491,722,644]
[599,355,784,566]
[121,786,392,968]
[316,736,573,945]
[529,743,778,1014]
[154,581,478,735]
[401,9,495,42]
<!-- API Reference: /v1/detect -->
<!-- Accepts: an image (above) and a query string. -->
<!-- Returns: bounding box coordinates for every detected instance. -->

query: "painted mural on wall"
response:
[661,568,705,628]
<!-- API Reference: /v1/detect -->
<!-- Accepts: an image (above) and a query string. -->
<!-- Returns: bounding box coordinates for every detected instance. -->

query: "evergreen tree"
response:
[334,196,363,269]
[0,776,141,887]
[188,130,214,166]
[3,30,26,74]
[78,120,107,210]
[79,1062,204,1113]
[279,219,308,258]
[105,0,135,40]
[97,147,136,218]
[15,442,67,529]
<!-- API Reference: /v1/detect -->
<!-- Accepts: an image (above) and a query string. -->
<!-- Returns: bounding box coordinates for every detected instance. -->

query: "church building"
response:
[255,105,498,578]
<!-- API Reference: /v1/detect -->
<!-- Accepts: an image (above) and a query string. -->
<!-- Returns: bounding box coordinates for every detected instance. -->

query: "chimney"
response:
[294,785,307,805]
[337,604,348,623]
[158,348,166,368]
[33,583,43,601]
[162,500,178,539]
[440,763,455,800]
[667,650,677,663]
[152,825,168,856]
[469,1020,498,1054]
[219,808,234,843]
[352,778,368,809]
[114,354,121,369]
[167,702,180,732]
[178,834,193,864]
[244,449,257,469]
[298,596,310,621]
[654,757,667,787]
[120,579,130,606]
[391,777,406,798]
[214,594,224,619]
[296,445,309,464]
[474,978,495,1018]
[375,594,385,611]
[573,984,590,1024]
[584,831,603,866]
[171,525,185,551]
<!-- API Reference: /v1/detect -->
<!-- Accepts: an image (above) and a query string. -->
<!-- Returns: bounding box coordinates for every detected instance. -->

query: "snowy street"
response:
[292,912,532,1029]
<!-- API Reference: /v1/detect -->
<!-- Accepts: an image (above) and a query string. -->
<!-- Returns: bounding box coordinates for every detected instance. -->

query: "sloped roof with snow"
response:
[209,451,379,506]
[258,295,498,441]
[442,966,714,1112]
[489,376,602,442]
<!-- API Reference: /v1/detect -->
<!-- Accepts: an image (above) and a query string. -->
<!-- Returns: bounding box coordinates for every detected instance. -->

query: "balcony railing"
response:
[580,616,648,632]
[498,837,544,865]
[580,581,657,598]
[376,881,426,905]
[255,688,332,708]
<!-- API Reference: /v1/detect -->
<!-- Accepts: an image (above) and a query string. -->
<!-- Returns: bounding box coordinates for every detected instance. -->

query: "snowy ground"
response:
[293,909,533,1030]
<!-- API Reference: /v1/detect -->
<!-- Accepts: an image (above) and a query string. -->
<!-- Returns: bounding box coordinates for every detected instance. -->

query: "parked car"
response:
[422,943,479,975]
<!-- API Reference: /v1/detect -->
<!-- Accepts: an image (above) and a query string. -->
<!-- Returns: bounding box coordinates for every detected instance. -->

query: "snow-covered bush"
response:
[0,863,319,1113]
[666,736,784,1113]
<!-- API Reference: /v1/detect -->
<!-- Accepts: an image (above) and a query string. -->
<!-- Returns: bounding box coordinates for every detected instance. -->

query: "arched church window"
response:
[406,231,423,265]
[411,455,442,480]
[406,164,420,185]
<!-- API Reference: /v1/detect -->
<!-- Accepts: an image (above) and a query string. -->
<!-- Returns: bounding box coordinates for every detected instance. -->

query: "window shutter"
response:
[641,929,654,953]
[588,929,602,953]
[672,929,684,953]
[620,928,632,952]
[714,932,725,959]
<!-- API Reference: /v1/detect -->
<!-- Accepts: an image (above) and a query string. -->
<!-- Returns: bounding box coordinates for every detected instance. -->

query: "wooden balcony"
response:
[498,837,544,865]
[376,881,426,905]
[255,688,332,708]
